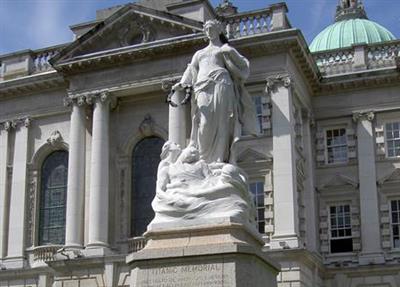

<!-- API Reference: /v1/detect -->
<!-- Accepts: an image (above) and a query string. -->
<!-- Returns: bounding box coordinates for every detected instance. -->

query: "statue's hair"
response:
[203,20,229,44]
[203,20,224,34]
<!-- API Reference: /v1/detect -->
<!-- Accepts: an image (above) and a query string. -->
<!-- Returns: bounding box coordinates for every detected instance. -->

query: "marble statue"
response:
[172,19,257,164]
[149,20,257,229]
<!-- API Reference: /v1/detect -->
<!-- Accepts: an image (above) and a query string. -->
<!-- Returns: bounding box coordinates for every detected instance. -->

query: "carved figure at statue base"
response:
[150,144,256,227]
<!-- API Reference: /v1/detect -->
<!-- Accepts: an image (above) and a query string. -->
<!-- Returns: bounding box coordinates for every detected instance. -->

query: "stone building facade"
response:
[0,0,399,286]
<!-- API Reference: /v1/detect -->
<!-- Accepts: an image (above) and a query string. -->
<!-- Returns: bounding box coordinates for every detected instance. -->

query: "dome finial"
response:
[335,0,367,22]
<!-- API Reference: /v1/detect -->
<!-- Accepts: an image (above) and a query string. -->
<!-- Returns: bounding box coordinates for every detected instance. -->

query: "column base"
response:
[358,252,385,265]
[84,243,112,257]
[2,256,26,269]
[270,234,303,250]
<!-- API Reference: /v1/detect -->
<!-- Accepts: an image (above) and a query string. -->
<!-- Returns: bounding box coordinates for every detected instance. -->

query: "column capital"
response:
[64,95,88,107]
[0,121,13,132]
[11,117,31,130]
[352,111,374,122]
[265,73,293,94]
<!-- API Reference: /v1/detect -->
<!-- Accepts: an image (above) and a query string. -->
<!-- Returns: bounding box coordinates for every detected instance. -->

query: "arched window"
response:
[39,151,68,245]
[132,137,164,237]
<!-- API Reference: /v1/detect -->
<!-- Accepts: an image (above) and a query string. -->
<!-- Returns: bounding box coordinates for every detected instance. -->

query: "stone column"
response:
[302,111,318,252]
[163,80,188,148]
[6,118,30,268]
[0,122,11,259]
[267,74,300,249]
[353,112,384,264]
[87,92,111,252]
[65,97,86,249]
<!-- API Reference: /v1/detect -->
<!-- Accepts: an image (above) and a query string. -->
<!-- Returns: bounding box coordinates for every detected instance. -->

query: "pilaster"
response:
[5,118,31,268]
[267,74,301,249]
[302,110,318,253]
[352,111,384,264]
[0,122,11,259]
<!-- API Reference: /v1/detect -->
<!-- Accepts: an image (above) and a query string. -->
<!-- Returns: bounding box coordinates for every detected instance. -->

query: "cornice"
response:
[0,72,67,98]
[316,67,400,96]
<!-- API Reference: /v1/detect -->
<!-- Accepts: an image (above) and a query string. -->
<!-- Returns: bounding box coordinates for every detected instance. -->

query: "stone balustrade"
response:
[0,44,66,82]
[313,40,400,76]
[32,245,62,262]
[128,236,147,253]
[313,48,355,76]
[368,42,400,69]
[223,3,290,39]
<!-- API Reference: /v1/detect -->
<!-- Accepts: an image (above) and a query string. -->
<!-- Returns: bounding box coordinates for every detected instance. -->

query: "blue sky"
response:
[0,0,399,55]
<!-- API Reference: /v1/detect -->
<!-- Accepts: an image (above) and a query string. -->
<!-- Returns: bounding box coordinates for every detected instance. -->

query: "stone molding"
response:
[46,130,63,147]
[352,111,375,122]
[265,74,293,94]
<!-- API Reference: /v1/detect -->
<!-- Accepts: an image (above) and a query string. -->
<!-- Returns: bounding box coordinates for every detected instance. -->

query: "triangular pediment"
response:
[52,4,203,65]
[378,168,400,186]
[318,173,358,191]
[237,148,271,163]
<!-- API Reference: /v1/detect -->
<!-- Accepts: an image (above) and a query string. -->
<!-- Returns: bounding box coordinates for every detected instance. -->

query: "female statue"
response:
[173,20,257,164]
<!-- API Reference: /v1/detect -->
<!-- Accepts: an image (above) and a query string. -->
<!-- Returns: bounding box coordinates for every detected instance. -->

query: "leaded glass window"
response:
[132,137,164,237]
[39,151,68,245]
[250,182,265,234]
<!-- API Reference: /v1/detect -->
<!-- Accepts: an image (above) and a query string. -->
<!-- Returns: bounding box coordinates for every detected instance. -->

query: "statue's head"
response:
[203,20,226,42]
[179,146,200,164]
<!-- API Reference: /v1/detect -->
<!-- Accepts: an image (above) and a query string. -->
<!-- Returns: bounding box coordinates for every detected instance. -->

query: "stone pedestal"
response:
[126,218,279,287]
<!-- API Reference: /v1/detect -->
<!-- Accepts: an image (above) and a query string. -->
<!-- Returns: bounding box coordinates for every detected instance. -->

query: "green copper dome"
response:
[310,18,396,52]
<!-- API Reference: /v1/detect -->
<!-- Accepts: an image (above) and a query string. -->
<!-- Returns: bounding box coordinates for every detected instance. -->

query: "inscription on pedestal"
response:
[136,263,233,287]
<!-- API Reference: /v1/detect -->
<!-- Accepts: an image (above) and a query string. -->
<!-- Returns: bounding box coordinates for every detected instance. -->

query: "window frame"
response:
[252,95,269,136]
[324,127,348,165]
[249,181,265,234]
[384,121,400,159]
[37,150,68,246]
[328,204,353,254]
[130,136,165,237]
[389,199,400,250]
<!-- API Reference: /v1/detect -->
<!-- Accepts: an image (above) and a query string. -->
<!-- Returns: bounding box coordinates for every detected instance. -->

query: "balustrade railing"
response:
[224,9,272,39]
[313,40,400,76]
[32,245,62,262]
[223,3,290,39]
[32,47,61,74]
[367,42,400,69]
[313,48,355,76]
[128,236,147,253]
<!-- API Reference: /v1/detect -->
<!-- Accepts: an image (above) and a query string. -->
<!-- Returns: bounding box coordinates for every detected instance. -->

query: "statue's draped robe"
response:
[182,44,257,163]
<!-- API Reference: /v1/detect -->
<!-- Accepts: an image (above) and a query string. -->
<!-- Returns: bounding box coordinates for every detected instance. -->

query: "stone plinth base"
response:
[126,219,279,287]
